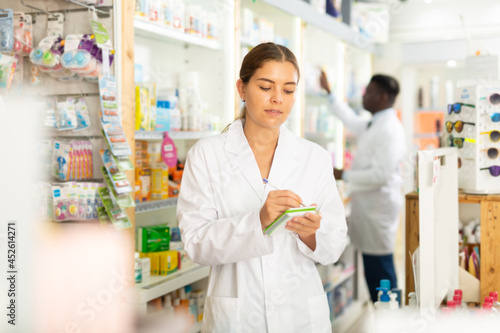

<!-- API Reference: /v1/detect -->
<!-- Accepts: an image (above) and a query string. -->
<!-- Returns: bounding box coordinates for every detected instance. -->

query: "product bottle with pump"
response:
[377,280,391,301]
[389,293,399,310]
[374,288,390,310]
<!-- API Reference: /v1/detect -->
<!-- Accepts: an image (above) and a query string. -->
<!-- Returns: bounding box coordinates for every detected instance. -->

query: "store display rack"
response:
[323,265,356,293]
[135,131,219,141]
[135,264,210,310]
[134,18,221,50]
[135,198,178,213]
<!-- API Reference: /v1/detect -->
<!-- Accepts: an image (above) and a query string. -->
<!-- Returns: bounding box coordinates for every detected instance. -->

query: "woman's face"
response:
[238,60,298,130]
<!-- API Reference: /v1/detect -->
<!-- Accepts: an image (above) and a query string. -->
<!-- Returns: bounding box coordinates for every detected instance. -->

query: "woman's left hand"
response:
[285,207,321,251]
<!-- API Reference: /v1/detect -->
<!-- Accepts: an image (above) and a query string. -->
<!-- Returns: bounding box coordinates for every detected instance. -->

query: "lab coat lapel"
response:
[266,125,302,190]
[225,120,265,201]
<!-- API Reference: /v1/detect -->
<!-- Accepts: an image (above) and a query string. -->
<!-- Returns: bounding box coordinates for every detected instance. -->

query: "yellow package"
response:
[147,142,162,164]
[149,252,160,275]
[136,168,151,202]
[151,163,169,200]
[135,84,150,131]
[160,251,178,276]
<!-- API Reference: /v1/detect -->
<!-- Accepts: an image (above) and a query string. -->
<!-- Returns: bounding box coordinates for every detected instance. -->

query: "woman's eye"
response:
[285,90,295,94]
[260,87,271,91]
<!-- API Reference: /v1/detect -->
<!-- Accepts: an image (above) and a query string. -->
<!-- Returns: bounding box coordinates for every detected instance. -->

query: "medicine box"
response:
[136,224,170,253]
[159,250,178,276]
[191,290,205,322]
[151,163,169,200]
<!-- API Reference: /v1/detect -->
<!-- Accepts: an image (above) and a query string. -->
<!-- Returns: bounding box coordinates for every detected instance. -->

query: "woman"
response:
[177,42,347,332]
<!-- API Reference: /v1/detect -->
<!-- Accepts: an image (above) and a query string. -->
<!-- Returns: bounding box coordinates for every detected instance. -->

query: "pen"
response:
[263,178,306,207]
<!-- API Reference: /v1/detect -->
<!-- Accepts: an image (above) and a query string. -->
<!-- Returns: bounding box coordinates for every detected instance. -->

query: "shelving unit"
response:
[135,131,219,141]
[134,18,221,50]
[135,264,210,312]
[135,198,178,213]
[324,265,356,293]
[331,299,365,332]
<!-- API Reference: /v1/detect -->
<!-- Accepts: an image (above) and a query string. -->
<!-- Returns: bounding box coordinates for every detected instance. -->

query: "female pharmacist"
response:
[177,42,347,332]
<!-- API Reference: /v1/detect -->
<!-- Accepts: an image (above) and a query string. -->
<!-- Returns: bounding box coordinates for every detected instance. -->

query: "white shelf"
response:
[134,18,221,50]
[331,300,366,332]
[135,264,210,304]
[135,131,219,141]
[324,265,356,293]
[135,198,178,213]
[261,0,375,53]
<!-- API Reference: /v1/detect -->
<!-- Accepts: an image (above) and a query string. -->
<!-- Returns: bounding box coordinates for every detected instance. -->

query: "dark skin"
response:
[320,70,394,179]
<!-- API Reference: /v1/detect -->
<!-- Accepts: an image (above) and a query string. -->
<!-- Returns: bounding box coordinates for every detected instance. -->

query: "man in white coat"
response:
[321,72,406,303]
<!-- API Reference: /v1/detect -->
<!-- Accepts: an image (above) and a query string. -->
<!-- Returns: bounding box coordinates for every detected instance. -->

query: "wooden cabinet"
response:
[405,191,500,305]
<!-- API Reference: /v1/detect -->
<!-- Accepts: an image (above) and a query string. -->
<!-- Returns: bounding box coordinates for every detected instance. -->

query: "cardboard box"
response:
[159,250,178,276]
[136,225,170,253]
[191,290,205,322]
[136,167,152,201]
[151,163,169,200]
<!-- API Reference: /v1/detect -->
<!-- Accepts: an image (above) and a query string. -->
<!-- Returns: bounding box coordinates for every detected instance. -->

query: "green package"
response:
[137,224,170,253]
[98,187,132,230]
[101,167,135,208]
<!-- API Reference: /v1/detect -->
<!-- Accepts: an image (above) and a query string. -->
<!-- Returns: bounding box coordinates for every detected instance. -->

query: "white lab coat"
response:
[177,119,347,333]
[328,94,406,255]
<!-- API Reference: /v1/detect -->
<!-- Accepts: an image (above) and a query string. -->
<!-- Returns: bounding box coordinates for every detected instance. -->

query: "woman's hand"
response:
[286,206,321,251]
[260,190,303,230]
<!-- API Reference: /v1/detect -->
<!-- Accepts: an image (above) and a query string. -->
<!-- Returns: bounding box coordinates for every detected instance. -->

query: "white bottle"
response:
[163,294,175,319]
[389,293,399,310]
[408,292,417,308]
[374,288,390,310]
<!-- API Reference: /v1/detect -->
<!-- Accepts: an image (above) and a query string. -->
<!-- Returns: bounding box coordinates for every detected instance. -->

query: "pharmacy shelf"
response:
[331,299,366,332]
[304,132,336,141]
[190,322,202,333]
[324,265,355,293]
[135,198,178,213]
[134,19,221,50]
[135,264,210,304]
[135,131,219,140]
[262,0,375,53]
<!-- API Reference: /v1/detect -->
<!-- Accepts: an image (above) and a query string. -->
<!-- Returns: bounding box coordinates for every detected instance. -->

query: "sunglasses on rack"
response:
[445,120,475,133]
[458,157,474,169]
[482,148,499,159]
[480,130,500,142]
[447,135,476,148]
[482,113,500,122]
[448,103,475,115]
[480,165,500,177]
[488,93,500,105]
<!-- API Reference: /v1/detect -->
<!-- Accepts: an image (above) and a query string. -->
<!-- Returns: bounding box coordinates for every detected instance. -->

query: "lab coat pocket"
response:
[308,293,331,333]
[201,296,240,333]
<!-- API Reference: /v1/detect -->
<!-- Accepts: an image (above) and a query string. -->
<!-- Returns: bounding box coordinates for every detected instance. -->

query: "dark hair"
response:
[370,74,400,104]
[238,42,300,119]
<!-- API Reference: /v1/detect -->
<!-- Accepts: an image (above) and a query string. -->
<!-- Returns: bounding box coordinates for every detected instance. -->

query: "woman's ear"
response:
[236,79,246,102]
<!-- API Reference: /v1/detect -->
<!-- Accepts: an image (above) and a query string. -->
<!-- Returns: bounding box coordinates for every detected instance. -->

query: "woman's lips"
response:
[265,109,282,116]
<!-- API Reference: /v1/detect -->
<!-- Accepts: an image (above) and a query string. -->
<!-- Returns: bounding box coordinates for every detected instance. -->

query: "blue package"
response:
[0,9,14,52]
[170,227,181,242]
[155,100,171,132]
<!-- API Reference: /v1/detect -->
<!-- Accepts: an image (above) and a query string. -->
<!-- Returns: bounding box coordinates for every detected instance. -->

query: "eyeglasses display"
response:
[480,130,500,142]
[488,93,500,105]
[447,103,475,115]
[481,148,499,159]
[458,157,474,169]
[447,135,476,148]
[445,120,475,133]
[480,165,500,177]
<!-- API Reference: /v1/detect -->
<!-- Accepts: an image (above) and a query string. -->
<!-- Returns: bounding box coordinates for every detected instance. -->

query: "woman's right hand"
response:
[260,190,303,230]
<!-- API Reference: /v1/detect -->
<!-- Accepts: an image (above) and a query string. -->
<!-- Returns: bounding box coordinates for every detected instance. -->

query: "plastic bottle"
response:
[134,252,142,283]
[484,297,500,315]
[163,294,175,319]
[408,292,417,308]
[389,293,399,310]
[189,299,197,322]
[453,295,466,311]
[374,288,390,310]
[377,280,391,301]
[490,292,500,311]
[446,300,456,311]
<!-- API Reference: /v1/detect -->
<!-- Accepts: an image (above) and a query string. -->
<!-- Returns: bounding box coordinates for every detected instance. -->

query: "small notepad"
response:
[264,206,317,235]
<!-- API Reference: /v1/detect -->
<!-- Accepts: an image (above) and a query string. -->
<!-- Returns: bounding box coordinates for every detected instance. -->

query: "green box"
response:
[136,224,170,253]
